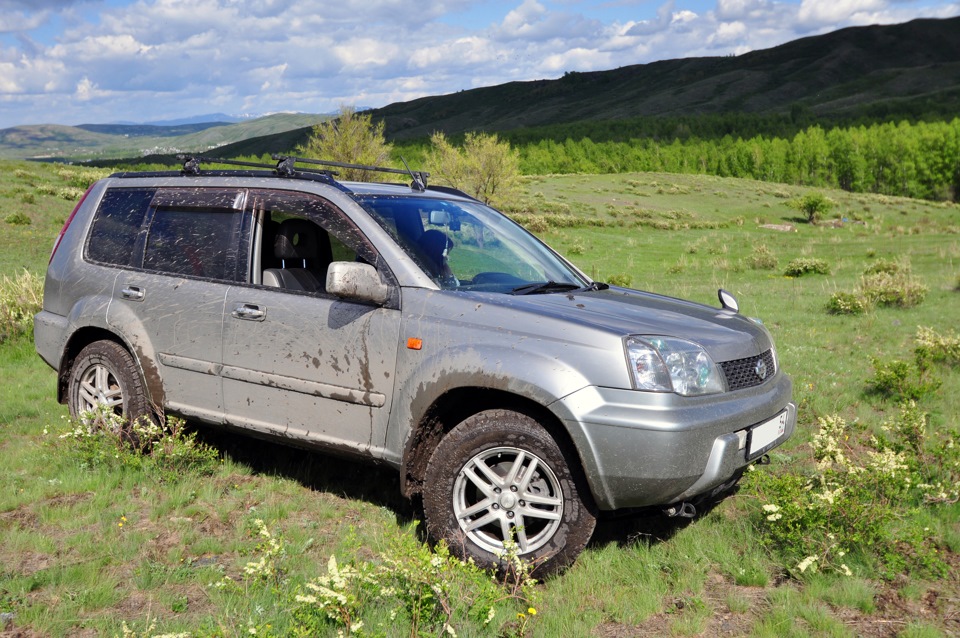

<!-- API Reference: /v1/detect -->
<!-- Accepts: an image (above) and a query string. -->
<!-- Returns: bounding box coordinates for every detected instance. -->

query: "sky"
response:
[0,0,958,129]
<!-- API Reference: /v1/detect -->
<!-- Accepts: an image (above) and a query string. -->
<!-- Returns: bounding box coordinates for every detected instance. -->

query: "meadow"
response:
[1,160,958,636]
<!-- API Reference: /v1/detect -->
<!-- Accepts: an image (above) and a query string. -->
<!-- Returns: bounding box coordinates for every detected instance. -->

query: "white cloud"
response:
[541,47,612,73]
[75,76,102,101]
[625,0,675,36]
[711,20,748,42]
[797,0,887,24]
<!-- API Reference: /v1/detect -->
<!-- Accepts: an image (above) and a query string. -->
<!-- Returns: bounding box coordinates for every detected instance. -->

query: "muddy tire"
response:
[422,409,596,577]
[67,340,152,424]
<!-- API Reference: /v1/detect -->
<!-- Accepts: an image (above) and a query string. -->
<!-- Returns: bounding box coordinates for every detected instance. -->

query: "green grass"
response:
[1,160,958,636]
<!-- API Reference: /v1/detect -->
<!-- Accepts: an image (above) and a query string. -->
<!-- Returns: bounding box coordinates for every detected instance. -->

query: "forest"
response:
[510,118,960,202]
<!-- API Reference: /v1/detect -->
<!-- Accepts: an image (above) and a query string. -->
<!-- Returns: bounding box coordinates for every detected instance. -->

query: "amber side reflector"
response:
[407,338,423,350]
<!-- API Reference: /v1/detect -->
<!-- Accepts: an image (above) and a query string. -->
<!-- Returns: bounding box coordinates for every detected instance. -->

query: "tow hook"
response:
[663,501,697,518]
[754,454,771,466]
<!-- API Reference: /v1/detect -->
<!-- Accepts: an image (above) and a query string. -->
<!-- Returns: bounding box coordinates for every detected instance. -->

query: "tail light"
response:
[49,184,95,264]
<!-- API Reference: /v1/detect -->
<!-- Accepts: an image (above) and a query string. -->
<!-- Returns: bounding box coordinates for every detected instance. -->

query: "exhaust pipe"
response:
[663,501,697,518]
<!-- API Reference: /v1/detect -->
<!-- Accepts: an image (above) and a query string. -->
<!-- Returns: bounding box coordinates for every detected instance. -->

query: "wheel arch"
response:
[400,387,591,507]
[57,327,161,409]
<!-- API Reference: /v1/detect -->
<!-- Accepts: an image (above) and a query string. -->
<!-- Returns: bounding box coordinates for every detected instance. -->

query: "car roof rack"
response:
[111,154,437,196]
[272,155,430,192]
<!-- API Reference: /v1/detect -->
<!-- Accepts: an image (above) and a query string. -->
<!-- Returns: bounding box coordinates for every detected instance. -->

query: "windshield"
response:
[357,195,588,293]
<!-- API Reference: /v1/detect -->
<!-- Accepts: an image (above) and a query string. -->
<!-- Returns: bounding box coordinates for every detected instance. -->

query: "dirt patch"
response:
[759,223,797,232]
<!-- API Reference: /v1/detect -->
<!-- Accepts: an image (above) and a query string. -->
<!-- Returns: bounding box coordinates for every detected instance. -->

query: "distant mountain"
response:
[76,122,230,138]
[0,113,328,161]
[369,16,960,140]
[144,113,243,126]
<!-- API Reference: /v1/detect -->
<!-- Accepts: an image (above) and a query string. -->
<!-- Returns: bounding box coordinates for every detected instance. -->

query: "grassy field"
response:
[1,160,958,636]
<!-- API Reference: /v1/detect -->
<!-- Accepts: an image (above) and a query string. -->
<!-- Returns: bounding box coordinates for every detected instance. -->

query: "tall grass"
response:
[0,270,42,343]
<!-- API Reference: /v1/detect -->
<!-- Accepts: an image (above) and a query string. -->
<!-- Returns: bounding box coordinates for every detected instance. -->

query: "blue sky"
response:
[0,0,958,128]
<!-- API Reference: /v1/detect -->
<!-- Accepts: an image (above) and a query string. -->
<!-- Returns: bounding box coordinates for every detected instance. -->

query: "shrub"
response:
[57,186,86,201]
[427,131,521,207]
[288,535,538,636]
[826,291,870,315]
[0,270,42,343]
[606,273,633,287]
[748,402,956,579]
[784,257,830,277]
[4,211,31,226]
[56,406,219,480]
[863,257,909,276]
[748,244,778,270]
[789,192,833,223]
[866,357,940,403]
[297,106,392,181]
[859,271,927,308]
[915,326,960,367]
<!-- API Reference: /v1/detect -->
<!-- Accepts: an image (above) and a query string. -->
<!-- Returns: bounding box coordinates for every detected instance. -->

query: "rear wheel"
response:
[422,409,596,576]
[68,340,152,424]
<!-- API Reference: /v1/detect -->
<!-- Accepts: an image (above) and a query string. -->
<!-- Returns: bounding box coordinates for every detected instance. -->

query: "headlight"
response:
[625,336,726,396]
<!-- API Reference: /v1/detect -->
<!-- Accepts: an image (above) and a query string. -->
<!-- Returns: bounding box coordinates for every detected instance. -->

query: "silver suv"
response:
[36,156,795,574]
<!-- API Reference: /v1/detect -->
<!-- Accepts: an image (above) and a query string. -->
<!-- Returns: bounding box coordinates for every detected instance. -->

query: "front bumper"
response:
[551,373,796,510]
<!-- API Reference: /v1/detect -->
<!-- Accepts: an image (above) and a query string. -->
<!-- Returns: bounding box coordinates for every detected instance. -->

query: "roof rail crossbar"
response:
[176,154,340,180]
[272,155,430,192]
[178,154,280,173]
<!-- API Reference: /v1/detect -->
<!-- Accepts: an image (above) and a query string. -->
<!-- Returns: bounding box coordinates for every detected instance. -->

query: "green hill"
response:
[371,16,960,140]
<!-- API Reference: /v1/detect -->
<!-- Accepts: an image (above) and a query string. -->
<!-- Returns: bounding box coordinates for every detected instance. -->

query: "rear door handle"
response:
[232,303,266,322]
[121,286,145,301]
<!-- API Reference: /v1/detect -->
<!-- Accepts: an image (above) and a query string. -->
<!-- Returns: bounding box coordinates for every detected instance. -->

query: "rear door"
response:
[221,189,401,459]
[104,187,249,423]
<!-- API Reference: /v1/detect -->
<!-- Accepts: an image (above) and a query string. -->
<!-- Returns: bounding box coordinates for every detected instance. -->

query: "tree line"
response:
[303,109,960,202]
[513,119,960,201]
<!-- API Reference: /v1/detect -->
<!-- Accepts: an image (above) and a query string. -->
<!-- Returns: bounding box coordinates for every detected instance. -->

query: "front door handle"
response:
[121,286,145,301]
[232,303,266,321]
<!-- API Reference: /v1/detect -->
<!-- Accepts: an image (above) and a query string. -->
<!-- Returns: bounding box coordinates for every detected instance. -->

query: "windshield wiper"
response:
[510,281,583,295]
[581,281,609,291]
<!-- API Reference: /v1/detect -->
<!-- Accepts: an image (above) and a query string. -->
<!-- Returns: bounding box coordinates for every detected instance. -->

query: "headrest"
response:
[418,229,452,271]
[274,219,318,261]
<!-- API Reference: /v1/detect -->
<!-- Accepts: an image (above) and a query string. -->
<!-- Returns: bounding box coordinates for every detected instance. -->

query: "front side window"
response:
[358,196,587,293]
[251,189,383,294]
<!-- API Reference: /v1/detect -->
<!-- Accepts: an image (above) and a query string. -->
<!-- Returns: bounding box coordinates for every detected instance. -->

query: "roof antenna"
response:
[400,156,427,192]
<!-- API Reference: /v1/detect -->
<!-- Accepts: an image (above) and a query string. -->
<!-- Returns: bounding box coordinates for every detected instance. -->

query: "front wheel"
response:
[422,409,596,576]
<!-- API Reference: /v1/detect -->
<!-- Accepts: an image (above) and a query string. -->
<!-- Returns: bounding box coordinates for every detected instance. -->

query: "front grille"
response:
[720,349,776,391]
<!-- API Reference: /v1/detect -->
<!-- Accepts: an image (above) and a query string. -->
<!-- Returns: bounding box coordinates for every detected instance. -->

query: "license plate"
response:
[748,410,788,458]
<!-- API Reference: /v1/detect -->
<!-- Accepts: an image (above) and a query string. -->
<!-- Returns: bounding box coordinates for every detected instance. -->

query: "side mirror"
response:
[718,288,739,313]
[326,262,390,305]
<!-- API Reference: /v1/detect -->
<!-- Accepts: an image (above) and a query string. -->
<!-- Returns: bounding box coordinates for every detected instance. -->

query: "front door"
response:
[220,189,401,459]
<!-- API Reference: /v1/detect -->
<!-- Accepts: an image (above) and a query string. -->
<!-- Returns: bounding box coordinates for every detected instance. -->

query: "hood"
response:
[451,286,773,363]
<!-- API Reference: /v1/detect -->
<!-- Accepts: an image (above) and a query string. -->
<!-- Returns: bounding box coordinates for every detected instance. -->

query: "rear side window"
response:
[143,208,242,279]
[86,188,155,267]
[86,186,249,282]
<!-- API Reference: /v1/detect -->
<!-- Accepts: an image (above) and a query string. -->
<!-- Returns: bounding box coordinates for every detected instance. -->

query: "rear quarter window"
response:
[85,188,155,267]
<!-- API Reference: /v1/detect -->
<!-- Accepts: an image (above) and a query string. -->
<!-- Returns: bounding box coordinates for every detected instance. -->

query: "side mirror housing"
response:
[326,262,390,305]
